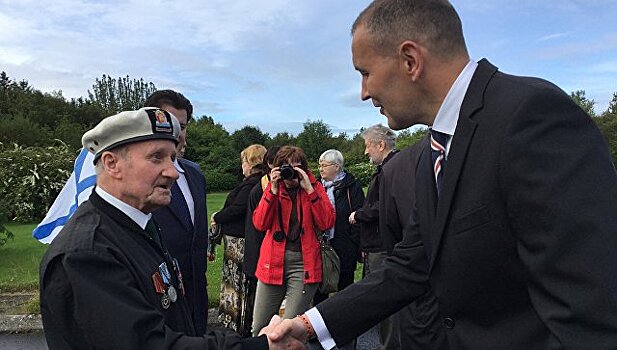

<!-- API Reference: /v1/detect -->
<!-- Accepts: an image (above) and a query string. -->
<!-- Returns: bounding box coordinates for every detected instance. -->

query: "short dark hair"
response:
[264,146,281,170]
[273,146,308,171]
[144,90,194,121]
[352,0,467,60]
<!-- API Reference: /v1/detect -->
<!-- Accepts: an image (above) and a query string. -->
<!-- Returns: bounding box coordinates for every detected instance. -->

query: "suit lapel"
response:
[427,59,497,269]
[181,160,203,229]
[168,162,194,232]
[416,144,437,262]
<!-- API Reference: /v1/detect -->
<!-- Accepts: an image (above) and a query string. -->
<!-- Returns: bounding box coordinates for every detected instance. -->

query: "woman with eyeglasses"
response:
[250,146,335,336]
[314,149,365,305]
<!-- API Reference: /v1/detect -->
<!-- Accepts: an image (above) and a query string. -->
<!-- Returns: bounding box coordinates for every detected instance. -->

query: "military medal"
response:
[151,272,165,294]
[172,258,186,296]
[168,285,178,302]
[159,262,171,284]
[161,293,171,309]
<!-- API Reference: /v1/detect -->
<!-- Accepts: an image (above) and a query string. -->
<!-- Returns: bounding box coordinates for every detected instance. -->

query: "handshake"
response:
[260,314,315,350]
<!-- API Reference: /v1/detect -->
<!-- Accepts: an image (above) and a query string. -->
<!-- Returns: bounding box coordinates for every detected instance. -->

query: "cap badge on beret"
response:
[148,109,173,134]
[82,107,180,164]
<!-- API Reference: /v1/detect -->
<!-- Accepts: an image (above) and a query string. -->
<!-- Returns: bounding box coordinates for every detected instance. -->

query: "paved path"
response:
[0,332,48,350]
[0,327,379,350]
[0,308,379,349]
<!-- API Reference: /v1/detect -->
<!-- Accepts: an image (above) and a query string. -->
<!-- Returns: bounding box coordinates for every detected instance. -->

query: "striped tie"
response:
[430,129,449,196]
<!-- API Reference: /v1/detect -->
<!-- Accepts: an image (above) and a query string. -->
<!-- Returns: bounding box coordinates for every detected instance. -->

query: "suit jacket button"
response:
[443,317,455,329]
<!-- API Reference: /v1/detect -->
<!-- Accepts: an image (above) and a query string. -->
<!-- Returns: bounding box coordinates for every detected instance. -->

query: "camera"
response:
[280,164,297,180]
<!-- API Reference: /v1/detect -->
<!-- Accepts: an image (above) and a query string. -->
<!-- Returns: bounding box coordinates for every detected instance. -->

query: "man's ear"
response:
[399,40,423,82]
[378,140,386,152]
[100,151,122,179]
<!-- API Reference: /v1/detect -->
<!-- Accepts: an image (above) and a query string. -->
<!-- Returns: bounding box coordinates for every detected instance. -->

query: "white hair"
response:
[361,123,396,150]
[319,149,345,169]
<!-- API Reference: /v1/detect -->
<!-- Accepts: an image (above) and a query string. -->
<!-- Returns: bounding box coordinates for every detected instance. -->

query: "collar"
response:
[173,159,185,173]
[382,149,398,166]
[377,149,399,173]
[321,171,346,188]
[95,186,152,230]
[432,60,478,137]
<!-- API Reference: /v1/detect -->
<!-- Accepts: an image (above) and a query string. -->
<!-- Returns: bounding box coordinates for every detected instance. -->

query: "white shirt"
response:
[174,159,195,224]
[431,59,478,157]
[308,59,479,350]
[95,186,151,229]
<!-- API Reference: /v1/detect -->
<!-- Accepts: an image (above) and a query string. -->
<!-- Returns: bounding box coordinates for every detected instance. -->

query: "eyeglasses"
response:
[318,163,337,169]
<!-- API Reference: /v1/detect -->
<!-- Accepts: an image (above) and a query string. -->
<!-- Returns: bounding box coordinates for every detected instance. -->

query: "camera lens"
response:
[280,164,297,180]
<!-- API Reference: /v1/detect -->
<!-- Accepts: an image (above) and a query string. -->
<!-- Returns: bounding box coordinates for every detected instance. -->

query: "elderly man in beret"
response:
[39,108,299,349]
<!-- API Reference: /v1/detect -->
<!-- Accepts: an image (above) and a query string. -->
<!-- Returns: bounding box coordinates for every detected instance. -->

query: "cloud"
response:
[0,0,314,97]
[534,33,617,60]
[538,32,569,42]
[338,87,364,108]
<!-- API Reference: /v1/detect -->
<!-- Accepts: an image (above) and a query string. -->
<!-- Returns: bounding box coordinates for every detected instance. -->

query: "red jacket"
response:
[252,172,335,285]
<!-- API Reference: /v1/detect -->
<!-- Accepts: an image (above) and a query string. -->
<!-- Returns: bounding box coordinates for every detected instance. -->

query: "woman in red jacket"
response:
[250,146,335,336]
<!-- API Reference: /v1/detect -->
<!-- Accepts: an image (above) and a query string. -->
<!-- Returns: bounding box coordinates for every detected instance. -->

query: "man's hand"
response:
[268,317,310,347]
[261,315,307,349]
[348,211,356,224]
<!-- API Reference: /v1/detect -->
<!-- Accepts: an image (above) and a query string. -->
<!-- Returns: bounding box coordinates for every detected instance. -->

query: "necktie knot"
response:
[145,219,162,247]
[430,129,449,196]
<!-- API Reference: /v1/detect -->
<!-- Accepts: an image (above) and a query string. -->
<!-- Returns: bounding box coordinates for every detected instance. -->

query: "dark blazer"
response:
[354,149,398,253]
[40,191,268,349]
[214,172,263,237]
[244,177,268,278]
[379,135,447,349]
[317,59,617,349]
[153,158,208,335]
[329,172,365,276]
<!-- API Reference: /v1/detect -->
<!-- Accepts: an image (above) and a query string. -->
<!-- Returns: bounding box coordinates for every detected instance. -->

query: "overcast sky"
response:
[1,0,616,136]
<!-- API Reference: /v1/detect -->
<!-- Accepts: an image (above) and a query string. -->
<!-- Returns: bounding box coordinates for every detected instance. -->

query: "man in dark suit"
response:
[378,134,447,349]
[348,124,401,349]
[270,0,617,349]
[146,90,210,335]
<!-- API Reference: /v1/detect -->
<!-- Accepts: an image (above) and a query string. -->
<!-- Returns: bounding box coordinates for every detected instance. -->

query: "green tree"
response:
[603,92,617,117]
[54,117,88,149]
[396,127,428,150]
[570,90,596,117]
[0,71,93,142]
[0,114,51,146]
[296,120,335,161]
[185,116,240,191]
[0,142,73,221]
[186,116,237,172]
[594,92,617,165]
[339,131,366,166]
[88,74,157,116]
[267,132,296,148]
[231,125,270,154]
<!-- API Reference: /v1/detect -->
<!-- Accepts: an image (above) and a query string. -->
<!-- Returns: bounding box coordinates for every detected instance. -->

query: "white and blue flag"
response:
[33,148,96,243]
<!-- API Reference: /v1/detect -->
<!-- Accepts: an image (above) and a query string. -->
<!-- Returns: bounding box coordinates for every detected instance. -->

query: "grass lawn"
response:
[0,223,49,292]
[0,191,363,311]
